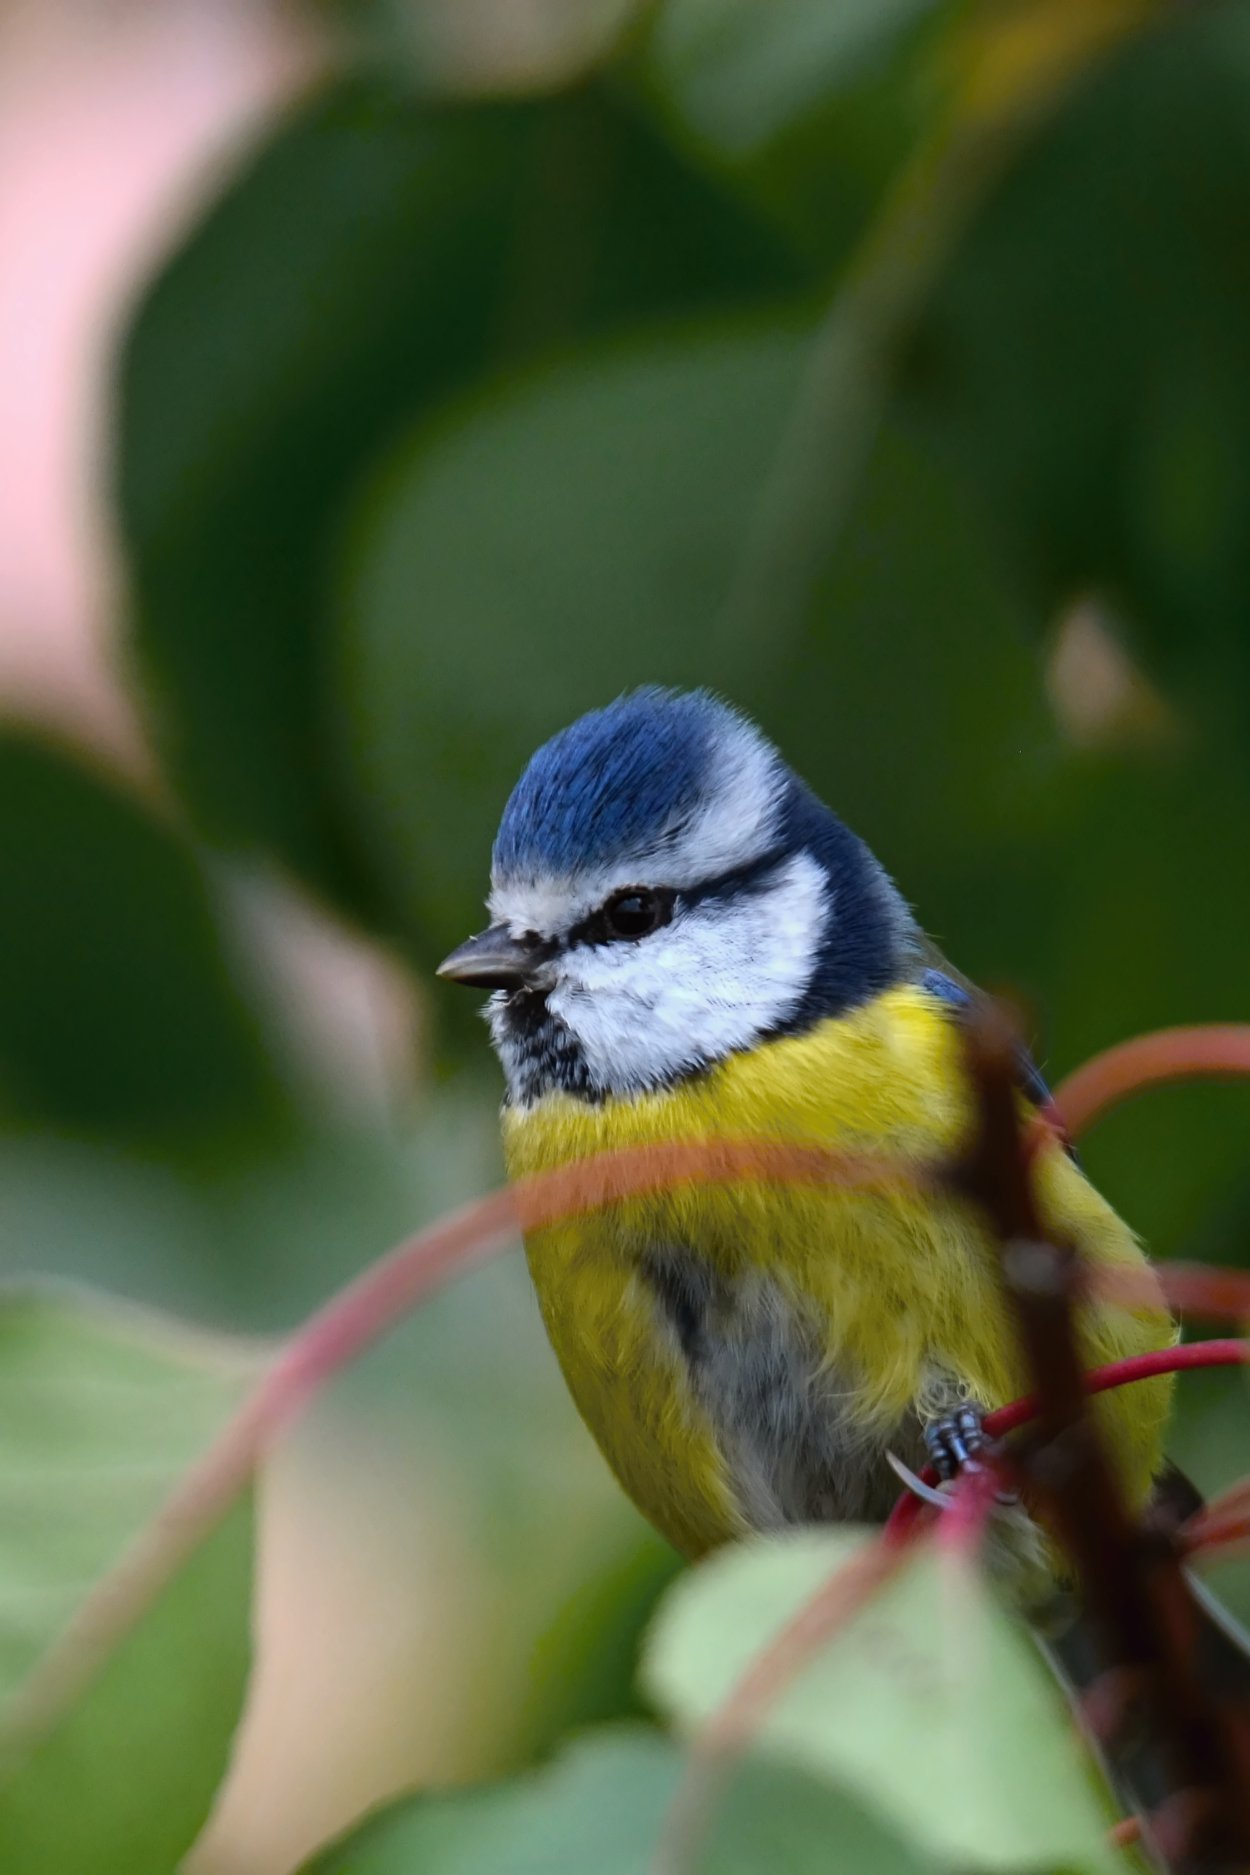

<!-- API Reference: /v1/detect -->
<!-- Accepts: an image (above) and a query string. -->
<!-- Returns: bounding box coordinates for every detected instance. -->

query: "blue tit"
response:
[439,688,1175,1562]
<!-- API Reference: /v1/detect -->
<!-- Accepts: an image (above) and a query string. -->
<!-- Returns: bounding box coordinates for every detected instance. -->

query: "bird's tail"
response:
[1038,1575,1250,1874]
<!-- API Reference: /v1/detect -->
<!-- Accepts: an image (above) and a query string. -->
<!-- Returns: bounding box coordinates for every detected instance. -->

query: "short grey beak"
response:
[436,924,551,992]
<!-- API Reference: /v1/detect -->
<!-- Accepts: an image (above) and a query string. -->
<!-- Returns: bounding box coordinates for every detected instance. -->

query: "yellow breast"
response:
[503,986,1175,1558]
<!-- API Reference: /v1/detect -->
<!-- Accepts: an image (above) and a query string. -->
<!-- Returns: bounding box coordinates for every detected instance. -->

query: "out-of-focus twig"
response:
[1052,1025,1250,1142]
[1089,1260,1250,1324]
[4,1136,929,1761]
[956,1005,1250,1873]
[881,1340,1250,1543]
[649,1522,923,1875]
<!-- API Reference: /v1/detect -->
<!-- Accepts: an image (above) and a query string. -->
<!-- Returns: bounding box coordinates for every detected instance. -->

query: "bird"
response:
[437,686,1178,1566]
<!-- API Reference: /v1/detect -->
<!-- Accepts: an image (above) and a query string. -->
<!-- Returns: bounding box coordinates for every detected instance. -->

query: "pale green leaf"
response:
[305,1727,932,1874]
[644,1529,1123,1873]
[0,1293,256,1872]
[337,316,1046,977]
[0,1500,253,1875]
[647,0,939,156]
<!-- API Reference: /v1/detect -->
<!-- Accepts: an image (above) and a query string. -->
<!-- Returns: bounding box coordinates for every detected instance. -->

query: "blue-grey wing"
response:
[918,965,1076,1158]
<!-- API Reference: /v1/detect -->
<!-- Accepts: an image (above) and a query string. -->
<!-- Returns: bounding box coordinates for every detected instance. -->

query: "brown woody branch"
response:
[954,1003,1250,1875]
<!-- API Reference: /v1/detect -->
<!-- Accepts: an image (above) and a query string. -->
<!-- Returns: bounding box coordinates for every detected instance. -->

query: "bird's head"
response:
[439,689,917,1105]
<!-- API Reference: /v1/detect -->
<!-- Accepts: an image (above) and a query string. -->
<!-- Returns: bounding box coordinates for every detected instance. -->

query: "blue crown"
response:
[493,688,743,880]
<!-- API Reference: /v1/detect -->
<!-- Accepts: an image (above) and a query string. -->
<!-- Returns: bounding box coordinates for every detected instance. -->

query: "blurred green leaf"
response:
[337,315,1050,985]
[644,1530,1122,1872]
[304,1727,932,1874]
[641,0,951,261]
[346,0,643,96]
[118,72,799,917]
[517,1532,683,1751]
[0,1118,428,1332]
[338,319,806,955]
[0,1074,501,1327]
[1170,1364,1250,1634]
[0,1503,252,1875]
[963,736,1250,1267]
[0,735,289,1150]
[305,1729,677,1874]
[0,1293,255,1872]
[319,1232,680,1772]
[901,2,1250,754]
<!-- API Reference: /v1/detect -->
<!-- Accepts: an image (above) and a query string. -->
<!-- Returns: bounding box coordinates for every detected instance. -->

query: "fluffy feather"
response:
[451,690,1176,1566]
[490,687,786,936]
[503,986,1175,1559]
[487,690,916,1103]
[490,850,830,1100]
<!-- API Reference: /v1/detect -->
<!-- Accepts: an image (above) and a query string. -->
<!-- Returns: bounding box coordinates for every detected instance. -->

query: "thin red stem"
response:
[651,1523,922,1875]
[1187,1518,1250,1560]
[984,1338,1250,1440]
[16,1015,1250,1769]
[1185,1477,1250,1558]
[1052,1025,1250,1141]
[4,1136,926,1754]
[1092,1261,1250,1324]
[1195,1477,1250,1528]
[936,1461,1002,1558]
[884,1339,1250,1540]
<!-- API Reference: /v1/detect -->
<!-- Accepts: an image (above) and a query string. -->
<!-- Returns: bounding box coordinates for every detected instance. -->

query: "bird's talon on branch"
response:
[924,1404,990,1483]
[885,1450,950,1510]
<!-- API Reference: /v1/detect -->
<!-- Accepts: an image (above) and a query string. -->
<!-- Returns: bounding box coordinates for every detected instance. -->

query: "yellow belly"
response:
[503,986,1175,1559]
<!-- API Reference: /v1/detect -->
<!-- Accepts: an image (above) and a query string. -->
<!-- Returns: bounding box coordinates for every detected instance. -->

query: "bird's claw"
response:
[923,1406,1019,1506]
[925,1405,988,1483]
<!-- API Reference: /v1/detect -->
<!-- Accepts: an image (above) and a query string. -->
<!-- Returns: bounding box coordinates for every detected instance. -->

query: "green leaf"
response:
[1022,740,1250,1257]
[0,1503,252,1875]
[345,0,644,96]
[336,290,1250,1252]
[337,314,1051,977]
[641,0,950,261]
[118,73,798,916]
[0,1292,256,1872]
[901,3,1250,756]
[0,1076,498,1327]
[644,1530,1123,1873]
[304,1727,932,1874]
[0,734,289,1148]
[337,319,805,955]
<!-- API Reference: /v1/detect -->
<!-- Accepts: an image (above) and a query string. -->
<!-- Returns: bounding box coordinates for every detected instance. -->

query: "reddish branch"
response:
[881,1338,1250,1545]
[1186,1477,1250,1561]
[650,1524,922,1875]
[1052,1026,1250,1142]
[1094,1260,1250,1325]
[957,1006,1250,1873]
[986,1339,1250,1441]
[1,1137,932,1755]
[13,1013,1250,1822]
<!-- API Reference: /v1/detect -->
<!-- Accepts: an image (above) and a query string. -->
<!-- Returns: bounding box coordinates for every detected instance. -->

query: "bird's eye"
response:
[601,888,672,942]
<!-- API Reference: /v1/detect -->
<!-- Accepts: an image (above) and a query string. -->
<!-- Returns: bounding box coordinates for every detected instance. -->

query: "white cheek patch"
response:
[545,850,828,1096]
[489,721,785,938]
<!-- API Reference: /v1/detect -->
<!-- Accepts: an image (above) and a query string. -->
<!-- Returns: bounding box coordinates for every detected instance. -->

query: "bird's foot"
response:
[924,1404,988,1483]
[924,1405,1019,1506]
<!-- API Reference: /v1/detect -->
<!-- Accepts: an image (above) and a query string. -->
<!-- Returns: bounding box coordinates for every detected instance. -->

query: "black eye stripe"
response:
[565,846,792,951]
[678,843,790,909]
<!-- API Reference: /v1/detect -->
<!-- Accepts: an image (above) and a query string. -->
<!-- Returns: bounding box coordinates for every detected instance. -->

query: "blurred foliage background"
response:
[4,0,1250,1870]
